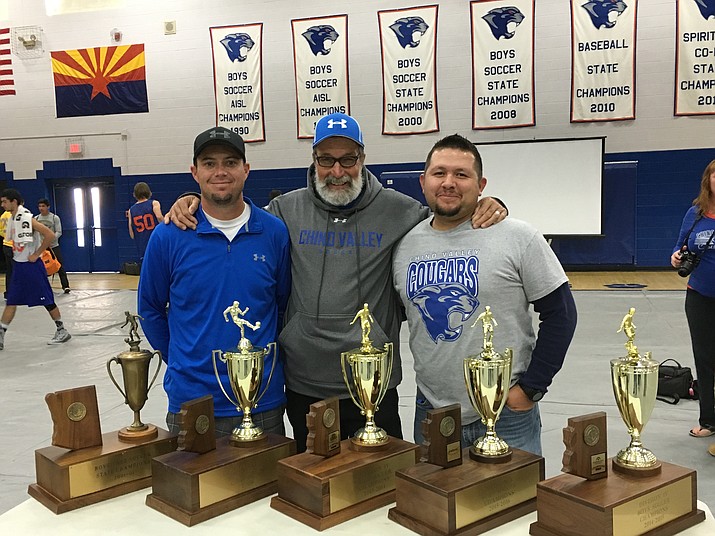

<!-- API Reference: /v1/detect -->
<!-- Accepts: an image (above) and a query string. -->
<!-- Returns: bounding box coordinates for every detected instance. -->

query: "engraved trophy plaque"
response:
[28,314,176,514]
[147,304,295,526]
[107,311,162,442]
[306,397,341,457]
[530,309,705,536]
[271,304,419,531]
[212,301,276,445]
[390,307,544,536]
[44,385,102,450]
[341,303,394,450]
[421,404,462,468]
[561,412,607,481]
[464,306,513,463]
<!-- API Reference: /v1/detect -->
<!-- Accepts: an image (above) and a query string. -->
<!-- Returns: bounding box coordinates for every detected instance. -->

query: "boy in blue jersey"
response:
[128,182,163,261]
[138,127,291,437]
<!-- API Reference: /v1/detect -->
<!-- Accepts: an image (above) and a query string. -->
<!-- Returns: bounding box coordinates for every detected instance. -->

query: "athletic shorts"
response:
[6,259,55,307]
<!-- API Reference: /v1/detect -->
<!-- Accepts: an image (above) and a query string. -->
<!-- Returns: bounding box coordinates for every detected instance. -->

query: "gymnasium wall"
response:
[0,0,713,269]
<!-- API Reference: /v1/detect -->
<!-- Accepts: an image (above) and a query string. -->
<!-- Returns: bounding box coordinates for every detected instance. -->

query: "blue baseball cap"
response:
[313,113,364,148]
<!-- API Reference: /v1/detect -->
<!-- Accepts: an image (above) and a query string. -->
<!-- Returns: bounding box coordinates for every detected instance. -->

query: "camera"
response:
[678,248,700,277]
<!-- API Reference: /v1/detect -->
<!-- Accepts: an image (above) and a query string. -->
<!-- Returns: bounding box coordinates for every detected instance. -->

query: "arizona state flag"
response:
[51,44,149,118]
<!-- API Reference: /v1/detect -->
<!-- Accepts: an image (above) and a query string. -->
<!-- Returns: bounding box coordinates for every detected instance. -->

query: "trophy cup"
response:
[389,306,544,536]
[147,303,295,526]
[271,304,419,530]
[212,300,276,445]
[107,312,162,441]
[28,314,176,514]
[610,307,660,475]
[530,309,705,536]
[463,306,513,463]
[341,303,393,449]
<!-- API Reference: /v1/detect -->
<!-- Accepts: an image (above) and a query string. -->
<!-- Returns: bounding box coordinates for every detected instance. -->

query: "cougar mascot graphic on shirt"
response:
[302,25,339,56]
[693,0,715,20]
[581,0,628,29]
[482,6,525,40]
[405,254,480,344]
[389,16,429,48]
[220,33,255,62]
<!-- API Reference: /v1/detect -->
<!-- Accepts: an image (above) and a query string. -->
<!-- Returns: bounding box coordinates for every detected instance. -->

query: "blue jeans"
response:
[414,389,542,456]
[166,406,286,438]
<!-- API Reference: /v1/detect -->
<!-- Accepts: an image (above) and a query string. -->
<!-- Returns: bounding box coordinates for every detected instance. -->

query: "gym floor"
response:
[0,271,712,516]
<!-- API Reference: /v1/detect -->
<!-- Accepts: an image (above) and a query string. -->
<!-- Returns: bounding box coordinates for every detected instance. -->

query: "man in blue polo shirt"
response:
[138,127,291,436]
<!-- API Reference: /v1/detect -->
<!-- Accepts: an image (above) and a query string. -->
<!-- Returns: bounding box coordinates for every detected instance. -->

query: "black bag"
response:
[122,261,141,276]
[657,359,698,405]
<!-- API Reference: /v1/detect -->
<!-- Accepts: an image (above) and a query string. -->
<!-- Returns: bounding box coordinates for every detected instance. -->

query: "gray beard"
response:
[313,169,364,206]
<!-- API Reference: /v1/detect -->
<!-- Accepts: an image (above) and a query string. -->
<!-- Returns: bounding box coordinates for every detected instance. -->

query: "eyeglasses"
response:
[313,154,360,168]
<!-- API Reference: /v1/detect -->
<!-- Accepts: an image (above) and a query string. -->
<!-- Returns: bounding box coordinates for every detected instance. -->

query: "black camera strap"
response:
[682,213,715,255]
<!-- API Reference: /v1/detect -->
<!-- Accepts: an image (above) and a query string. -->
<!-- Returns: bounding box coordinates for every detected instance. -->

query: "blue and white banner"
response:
[378,5,439,135]
[211,23,265,142]
[570,0,637,122]
[292,15,350,138]
[675,0,715,116]
[471,0,535,129]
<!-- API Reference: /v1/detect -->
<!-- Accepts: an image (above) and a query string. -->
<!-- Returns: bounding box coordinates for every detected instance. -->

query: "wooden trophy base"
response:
[118,424,158,443]
[270,437,419,531]
[146,433,296,526]
[388,448,544,536]
[28,426,176,514]
[529,459,706,536]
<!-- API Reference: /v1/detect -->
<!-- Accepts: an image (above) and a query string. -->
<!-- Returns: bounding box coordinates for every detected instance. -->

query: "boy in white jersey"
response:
[0,189,71,350]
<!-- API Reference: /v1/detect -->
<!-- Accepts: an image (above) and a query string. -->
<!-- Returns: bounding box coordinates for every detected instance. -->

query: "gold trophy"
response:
[463,306,514,462]
[340,303,394,449]
[107,311,162,441]
[531,308,705,536]
[610,307,661,475]
[272,303,418,530]
[212,300,276,445]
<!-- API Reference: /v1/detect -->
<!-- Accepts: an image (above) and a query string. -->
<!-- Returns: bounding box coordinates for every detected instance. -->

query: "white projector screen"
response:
[475,137,604,236]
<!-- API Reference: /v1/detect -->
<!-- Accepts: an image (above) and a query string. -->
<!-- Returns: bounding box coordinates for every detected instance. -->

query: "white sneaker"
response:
[48,328,71,345]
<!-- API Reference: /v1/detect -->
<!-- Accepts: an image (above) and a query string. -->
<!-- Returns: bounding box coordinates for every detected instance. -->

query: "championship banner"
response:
[211,23,265,142]
[378,5,439,135]
[570,0,637,122]
[675,0,715,116]
[292,15,350,139]
[471,0,535,129]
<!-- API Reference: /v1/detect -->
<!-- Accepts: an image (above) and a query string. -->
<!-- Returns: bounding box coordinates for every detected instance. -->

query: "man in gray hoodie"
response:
[168,113,506,452]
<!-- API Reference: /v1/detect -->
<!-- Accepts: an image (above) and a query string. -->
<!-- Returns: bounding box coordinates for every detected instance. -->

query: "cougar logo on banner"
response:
[482,6,525,40]
[581,0,628,29]
[389,16,429,48]
[220,33,255,62]
[694,0,715,20]
[302,25,339,56]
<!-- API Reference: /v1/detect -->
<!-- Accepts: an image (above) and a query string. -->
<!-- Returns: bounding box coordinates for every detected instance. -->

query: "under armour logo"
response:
[326,119,347,129]
[333,217,347,223]
[209,129,231,139]
[253,253,266,262]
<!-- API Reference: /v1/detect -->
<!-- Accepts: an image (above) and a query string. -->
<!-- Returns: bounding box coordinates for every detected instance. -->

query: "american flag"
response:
[0,28,16,96]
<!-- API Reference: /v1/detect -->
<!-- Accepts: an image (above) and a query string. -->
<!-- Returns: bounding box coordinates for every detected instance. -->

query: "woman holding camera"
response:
[671,159,715,440]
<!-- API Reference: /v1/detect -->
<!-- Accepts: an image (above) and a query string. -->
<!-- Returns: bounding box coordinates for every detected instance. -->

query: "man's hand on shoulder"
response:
[472,197,507,229]
[165,195,200,230]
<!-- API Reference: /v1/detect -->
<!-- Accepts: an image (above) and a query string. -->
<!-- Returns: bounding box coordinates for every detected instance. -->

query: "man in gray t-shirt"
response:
[393,135,577,456]
[36,199,71,293]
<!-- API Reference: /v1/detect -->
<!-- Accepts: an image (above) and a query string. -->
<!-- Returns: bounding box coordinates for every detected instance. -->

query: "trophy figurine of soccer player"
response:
[107,311,162,441]
[212,301,276,445]
[610,307,661,475]
[463,306,513,463]
[341,303,393,449]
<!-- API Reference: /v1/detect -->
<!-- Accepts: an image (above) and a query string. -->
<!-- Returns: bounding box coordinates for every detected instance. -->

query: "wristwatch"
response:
[519,383,545,402]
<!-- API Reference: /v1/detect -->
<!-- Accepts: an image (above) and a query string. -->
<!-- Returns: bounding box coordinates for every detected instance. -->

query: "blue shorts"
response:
[6,259,55,307]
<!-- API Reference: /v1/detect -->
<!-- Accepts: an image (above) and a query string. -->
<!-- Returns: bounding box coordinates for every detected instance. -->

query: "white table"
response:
[0,490,713,535]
